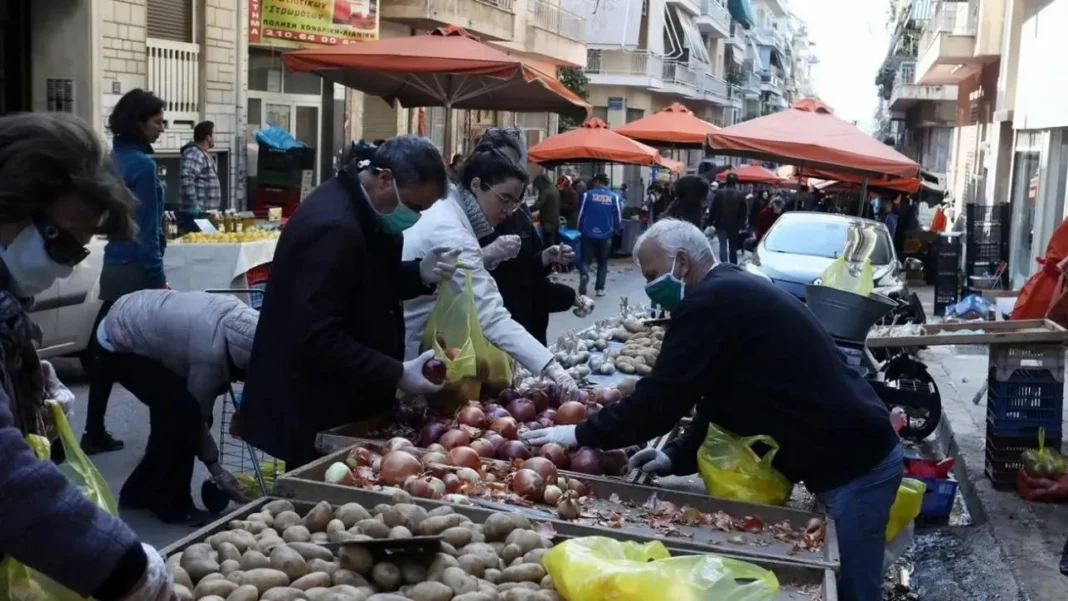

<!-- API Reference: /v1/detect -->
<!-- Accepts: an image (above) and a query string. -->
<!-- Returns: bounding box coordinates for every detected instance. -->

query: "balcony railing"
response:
[662,60,698,89]
[476,0,515,10]
[146,38,199,119]
[585,49,663,79]
[528,0,585,42]
[920,1,978,55]
[701,72,728,99]
[700,0,730,30]
[760,71,784,90]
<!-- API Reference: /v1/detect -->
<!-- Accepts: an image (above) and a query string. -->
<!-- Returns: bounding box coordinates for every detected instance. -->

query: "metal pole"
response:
[859,177,869,216]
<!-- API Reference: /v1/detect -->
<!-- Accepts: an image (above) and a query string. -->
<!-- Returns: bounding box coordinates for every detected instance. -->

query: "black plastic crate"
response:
[968,242,1004,263]
[966,203,1009,226]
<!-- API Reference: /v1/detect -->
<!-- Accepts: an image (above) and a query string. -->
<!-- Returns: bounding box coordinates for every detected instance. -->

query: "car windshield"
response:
[763,218,894,264]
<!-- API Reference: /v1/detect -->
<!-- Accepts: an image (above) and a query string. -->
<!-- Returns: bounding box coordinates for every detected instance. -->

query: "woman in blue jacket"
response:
[82,89,167,455]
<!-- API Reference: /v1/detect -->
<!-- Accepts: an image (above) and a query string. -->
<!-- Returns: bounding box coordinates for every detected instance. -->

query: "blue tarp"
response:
[256,125,306,151]
[729,0,755,28]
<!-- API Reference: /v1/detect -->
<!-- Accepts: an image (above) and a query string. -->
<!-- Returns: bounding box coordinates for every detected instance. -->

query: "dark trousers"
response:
[84,301,115,435]
[542,229,557,247]
[102,349,202,521]
[715,229,740,264]
[579,237,610,293]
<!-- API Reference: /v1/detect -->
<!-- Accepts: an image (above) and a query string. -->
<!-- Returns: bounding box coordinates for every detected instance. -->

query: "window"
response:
[249,50,322,96]
[764,217,894,265]
[147,0,193,42]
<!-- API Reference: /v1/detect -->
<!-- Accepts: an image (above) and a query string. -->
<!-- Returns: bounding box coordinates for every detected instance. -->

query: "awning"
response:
[729,0,755,28]
[676,9,711,64]
[527,118,664,167]
[613,102,720,148]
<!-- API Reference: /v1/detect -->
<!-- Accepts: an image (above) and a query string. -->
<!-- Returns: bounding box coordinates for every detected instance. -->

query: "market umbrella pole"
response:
[859,177,869,216]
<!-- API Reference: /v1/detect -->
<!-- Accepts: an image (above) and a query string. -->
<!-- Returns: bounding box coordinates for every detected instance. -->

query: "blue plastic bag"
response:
[256,125,306,150]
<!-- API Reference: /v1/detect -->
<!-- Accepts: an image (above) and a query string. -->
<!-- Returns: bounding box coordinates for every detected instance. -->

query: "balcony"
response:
[665,0,701,16]
[662,60,699,97]
[585,49,664,90]
[699,72,731,105]
[729,85,744,110]
[915,1,981,84]
[889,81,958,111]
[381,0,516,42]
[744,71,761,98]
[522,0,586,66]
[728,21,746,52]
[696,0,730,38]
[146,38,200,124]
[760,70,785,94]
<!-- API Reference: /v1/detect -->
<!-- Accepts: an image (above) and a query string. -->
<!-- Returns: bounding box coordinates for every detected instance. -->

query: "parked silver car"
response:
[32,237,107,368]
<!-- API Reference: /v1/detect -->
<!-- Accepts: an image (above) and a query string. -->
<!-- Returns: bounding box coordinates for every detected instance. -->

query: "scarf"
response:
[457,185,495,239]
[0,288,46,436]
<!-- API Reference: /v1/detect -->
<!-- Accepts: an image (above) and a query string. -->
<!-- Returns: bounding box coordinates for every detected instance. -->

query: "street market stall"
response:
[716,162,784,186]
[164,237,278,295]
[612,102,720,149]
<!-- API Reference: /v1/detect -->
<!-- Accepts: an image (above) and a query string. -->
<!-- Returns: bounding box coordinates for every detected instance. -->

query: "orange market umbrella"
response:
[658,157,685,174]
[527,118,664,167]
[614,102,720,148]
[707,98,920,179]
[716,162,782,185]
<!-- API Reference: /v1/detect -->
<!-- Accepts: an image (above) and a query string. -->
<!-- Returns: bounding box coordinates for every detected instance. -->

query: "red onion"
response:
[555,402,588,425]
[418,423,449,448]
[404,475,444,499]
[512,469,545,501]
[457,406,487,428]
[484,433,506,452]
[525,389,550,412]
[575,390,590,404]
[498,388,522,403]
[521,457,559,483]
[446,446,482,469]
[470,438,496,458]
[601,449,628,476]
[498,440,532,461]
[485,406,513,421]
[538,443,570,469]
[422,358,446,384]
[441,472,462,494]
[489,417,519,439]
[420,451,447,467]
[438,429,471,450]
[535,409,557,423]
[387,437,414,452]
[506,398,537,422]
[545,384,562,409]
[524,421,544,431]
[601,388,623,405]
[569,447,605,475]
[380,451,422,485]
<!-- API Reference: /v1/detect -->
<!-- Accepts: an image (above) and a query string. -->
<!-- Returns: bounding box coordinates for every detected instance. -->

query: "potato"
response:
[310,533,329,544]
[365,595,411,601]
[304,588,330,601]
[307,559,340,576]
[451,594,494,601]
[249,512,276,526]
[181,554,220,583]
[500,544,522,566]
[167,552,183,570]
[390,489,413,504]
[442,567,477,595]
[194,577,240,599]
[220,560,241,575]
[334,503,372,528]
[328,530,362,544]
[522,549,548,565]
[483,568,501,584]
[393,504,428,531]
[636,364,653,376]
[230,520,268,535]
[292,572,333,590]
[407,581,452,601]
[217,542,242,564]
[261,587,307,601]
[283,526,313,543]
[240,550,272,571]
[426,506,454,518]
[326,519,346,535]
[324,584,372,601]
[388,526,412,539]
[539,575,553,590]
[372,562,402,590]
[256,528,280,541]
[332,568,371,588]
[426,553,459,582]
[460,544,502,570]
[504,530,547,555]
[496,582,539,593]
[439,542,459,557]
[378,506,407,529]
[441,527,473,549]
[477,580,496,596]
[172,566,193,589]
[501,564,546,583]
[265,499,295,515]
[226,571,245,585]
[371,504,393,516]
[481,513,529,542]
[499,590,552,601]
[354,519,391,539]
[174,584,194,601]
[399,561,426,585]
[302,501,333,532]
[274,511,303,531]
[419,514,470,536]
[287,542,335,563]
[457,554,486,578]
[257,536,287,555]
[225,584,260,601]
[271,545,310,580]
[338,545,374,575]
[488,543,506,556]
[214,531,258,553]
[239,568,291,594]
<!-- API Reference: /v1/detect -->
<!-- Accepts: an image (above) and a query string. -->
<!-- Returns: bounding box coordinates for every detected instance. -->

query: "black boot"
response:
[80,430,125,455]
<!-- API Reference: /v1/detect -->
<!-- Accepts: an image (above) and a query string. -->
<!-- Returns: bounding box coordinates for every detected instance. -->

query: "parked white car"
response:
[33,237,107,368]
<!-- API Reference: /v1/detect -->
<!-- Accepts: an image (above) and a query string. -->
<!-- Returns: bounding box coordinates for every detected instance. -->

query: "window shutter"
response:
[147,0,193,42]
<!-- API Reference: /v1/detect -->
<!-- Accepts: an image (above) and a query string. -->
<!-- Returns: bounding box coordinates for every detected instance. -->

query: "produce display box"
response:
[274,447,839,572]
[164,497,837,601]
[866,318,1068,348]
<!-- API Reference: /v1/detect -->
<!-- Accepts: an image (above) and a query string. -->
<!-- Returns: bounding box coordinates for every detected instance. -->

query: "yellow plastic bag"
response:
[886,478,926,541]
[543,537,779,601]
[696,423,793,506]
[820,256,874,297]
[421,270,512,410]
[0,401,119,601]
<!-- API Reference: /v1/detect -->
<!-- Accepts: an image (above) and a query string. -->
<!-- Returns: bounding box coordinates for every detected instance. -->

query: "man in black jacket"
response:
[708,173,748,263]
[523,219,902,601]
[239,136,459,467]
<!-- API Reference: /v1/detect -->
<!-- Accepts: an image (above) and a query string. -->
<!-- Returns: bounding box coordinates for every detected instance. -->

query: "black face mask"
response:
[33,215,89,267]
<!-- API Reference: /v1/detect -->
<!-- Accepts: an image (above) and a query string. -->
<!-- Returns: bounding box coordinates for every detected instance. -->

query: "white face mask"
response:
[0,225,74,298]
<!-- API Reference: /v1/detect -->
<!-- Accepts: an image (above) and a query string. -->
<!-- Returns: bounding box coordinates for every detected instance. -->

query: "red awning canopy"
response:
[613,102,720,148]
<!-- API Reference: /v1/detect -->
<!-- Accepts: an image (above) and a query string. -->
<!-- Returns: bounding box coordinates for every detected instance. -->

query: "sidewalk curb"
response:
[931,404,987,526]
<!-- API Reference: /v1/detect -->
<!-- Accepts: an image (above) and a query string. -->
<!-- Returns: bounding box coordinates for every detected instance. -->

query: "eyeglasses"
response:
[486,186,521,213]
[34,215,90,266]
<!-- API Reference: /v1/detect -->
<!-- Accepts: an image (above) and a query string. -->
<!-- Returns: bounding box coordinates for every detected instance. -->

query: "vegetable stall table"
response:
[164,237,278,305]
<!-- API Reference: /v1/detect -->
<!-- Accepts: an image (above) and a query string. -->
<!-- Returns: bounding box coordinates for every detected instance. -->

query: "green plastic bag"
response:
[543,536,779,601]
[696,423,793,506]
[1021,428,1066,478]
[422,270,512,411]
[0,401,119,601]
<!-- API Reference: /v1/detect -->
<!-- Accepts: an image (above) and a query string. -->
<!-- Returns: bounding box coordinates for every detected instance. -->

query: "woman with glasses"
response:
[0,112,174,601]
[83,88,168,455]
[402,130,578,396]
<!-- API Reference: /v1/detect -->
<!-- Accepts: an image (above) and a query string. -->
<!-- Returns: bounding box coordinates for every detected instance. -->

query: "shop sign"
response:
[249,0,380,47]
[607,97,624,111]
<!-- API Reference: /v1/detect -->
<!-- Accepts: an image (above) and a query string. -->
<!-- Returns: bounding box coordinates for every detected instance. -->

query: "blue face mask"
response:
[378,179,421,234]
[644,255,685,311]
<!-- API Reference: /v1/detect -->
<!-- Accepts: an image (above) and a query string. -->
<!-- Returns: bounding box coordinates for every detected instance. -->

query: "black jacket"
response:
[479,209,575,346]
[239,168,433,466]
[575,265,898,493]
[709,187,748,233]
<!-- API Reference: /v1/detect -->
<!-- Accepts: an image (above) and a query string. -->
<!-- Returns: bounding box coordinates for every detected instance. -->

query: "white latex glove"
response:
[628,448,673,476]
[119,544,174,601]
[541,244,575,267]
[420,246,462,285]
[482,235,522,270]
[398,350,446,394]
[41,360,75,418]
[543,361,578,397]
[572,295,595,318]
[520,424,577,448]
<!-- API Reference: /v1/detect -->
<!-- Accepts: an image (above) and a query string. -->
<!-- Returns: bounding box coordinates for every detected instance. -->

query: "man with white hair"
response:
[523,218,902,601]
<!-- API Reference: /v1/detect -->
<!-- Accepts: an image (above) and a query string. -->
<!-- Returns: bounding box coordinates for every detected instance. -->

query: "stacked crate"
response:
[985,344,1066,489]
[933,232,962,317]
[964,203,1011,296]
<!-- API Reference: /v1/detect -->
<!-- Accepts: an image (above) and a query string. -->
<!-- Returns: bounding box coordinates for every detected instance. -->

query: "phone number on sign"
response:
[263,28,373,44]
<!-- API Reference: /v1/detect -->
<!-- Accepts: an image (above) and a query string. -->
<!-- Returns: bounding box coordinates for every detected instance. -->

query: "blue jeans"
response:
[579,237,610,293]
[816,443,903,601]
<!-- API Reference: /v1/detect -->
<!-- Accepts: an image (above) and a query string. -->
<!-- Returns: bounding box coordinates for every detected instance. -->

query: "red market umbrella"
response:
[614,102,720,148]
[528,118,665,167]
[706,98,920,179]
[716,162,782,185]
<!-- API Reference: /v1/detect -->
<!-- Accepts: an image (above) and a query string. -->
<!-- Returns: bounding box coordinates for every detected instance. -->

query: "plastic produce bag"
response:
[885,478,925,541]
[819,256,874,297]
[1021,428,1065,478]
[0,401,118,601]
[696,423,792,506]
[543,537,779,601]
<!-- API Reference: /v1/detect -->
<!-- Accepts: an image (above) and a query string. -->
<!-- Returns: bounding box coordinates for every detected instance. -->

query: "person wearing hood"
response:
[557,175,579,229]
[403,128,578,396]
[0,112,175,601]
[533,172,561,246]
[523,219,903,601]
[177,120,221,231]
[239,136,459,468]
[95,289,256,522]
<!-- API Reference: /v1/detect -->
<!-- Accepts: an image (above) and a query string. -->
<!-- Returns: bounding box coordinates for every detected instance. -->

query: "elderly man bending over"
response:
[522,219,902,601]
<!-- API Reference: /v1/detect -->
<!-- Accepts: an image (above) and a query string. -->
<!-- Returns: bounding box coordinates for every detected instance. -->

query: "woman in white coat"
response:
[403,132,577,394]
